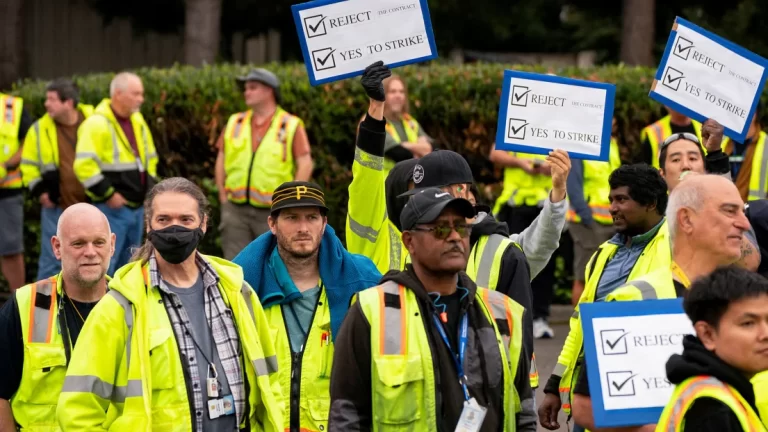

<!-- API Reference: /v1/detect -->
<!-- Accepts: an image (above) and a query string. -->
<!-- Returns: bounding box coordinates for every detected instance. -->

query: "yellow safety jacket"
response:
[753,372,768,427]
[566,138,621,225]
[492,153,551,214]
[0,93,24,189]
[357,281,523,431]
[552,221,670,414]
[722,131,768,201]
[223,107,302,207]
[265,286,334,432]
[383,114,420,173]
[74,99,158,205]
[640,116,702,169]
[22,105,95,196]
[56,256,283,431]
[656,376,766,432]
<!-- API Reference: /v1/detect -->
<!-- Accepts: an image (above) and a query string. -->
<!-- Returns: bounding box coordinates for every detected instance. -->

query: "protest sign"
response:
[292,0,437,85]
[581,298,695,428]
[650,17,768,142]
[495,70,615,161]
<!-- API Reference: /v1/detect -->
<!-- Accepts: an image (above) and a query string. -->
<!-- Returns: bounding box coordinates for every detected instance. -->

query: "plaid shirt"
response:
[149,252,245,432]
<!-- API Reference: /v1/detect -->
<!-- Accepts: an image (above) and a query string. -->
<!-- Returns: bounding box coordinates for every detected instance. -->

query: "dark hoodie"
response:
[385,158,419,232]
[664,335,759,431]
[328,266,536,432]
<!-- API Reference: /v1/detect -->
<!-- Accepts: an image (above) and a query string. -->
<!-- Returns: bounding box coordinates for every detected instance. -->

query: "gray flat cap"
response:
[236,68,280,89]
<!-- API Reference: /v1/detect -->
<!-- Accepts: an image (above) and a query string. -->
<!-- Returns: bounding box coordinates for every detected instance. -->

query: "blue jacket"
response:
[232,224,382,341]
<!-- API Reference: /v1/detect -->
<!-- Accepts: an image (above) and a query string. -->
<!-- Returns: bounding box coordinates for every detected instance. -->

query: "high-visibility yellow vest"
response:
[73,99,158,204]
[567,138,622,225]
[22,104,95,192]
[0,93,24,189]
[752,371,768,426]
[722,131,768,201]
[223,107,301,208]
[265,286,334,432]
[553,221,670,414]
[11,274,66,431]
[357,281,523,431]
[465,233,539,388]
[57,256,283,431]
[383,114,420,173]
[656,376,766,432]
[492,153,551,214]
[640,116,702,169]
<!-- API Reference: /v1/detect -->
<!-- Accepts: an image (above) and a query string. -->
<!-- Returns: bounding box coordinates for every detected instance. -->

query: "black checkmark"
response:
[513,88,531,102]
[509,122,528,135]
[676,43,693,54]
[605,331,629,350]
[666,73,684,84]
[316,49,335,66]
[611,374,637,391]
[308,15,326,33]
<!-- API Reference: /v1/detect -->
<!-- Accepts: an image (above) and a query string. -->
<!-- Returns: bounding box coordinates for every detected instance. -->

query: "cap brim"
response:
[271,202,329,213]
[414,198,476,226]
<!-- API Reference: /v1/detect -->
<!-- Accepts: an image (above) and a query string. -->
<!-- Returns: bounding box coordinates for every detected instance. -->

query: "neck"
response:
[278,247,320,292]
[623,215,662,246]
[62,275,107,303]
[59,109,79,126]
[673,242,721,283]
[412,262,458,296]
[252,103,277,121]
[156,253,200,287]
[111,103,130,119]
[669,114,691,126]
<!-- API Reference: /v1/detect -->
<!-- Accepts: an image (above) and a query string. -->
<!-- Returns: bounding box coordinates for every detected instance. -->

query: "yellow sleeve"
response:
[74,117,114,200]
[141,118,158,178]
[20,122,42,190]
[346,146,389,265]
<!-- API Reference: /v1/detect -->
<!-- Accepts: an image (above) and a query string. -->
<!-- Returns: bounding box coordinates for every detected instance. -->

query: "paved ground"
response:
[535,304,572,431]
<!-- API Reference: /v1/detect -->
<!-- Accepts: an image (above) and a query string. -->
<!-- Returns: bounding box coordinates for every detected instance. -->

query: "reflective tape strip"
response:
[552,362,567,377]
[30,279,57,343]
[666,377,744,432]
[252,355,279,376]
[82,173,106,189]
[750,189,766,200]
[388,226,402,271]
[482,289,513,365]
[75,152,103,168]
[110,124,120,165]
[141,125,150,172]
[249,189,273,205]
[35,122,42,165]
[41,163,56,173]
[630,280,658,299]
[21,158,40,167]
[28,178,41,190]
[4,97,14,123]
[233,114,245,138]
[475,234,506,288]
[348,216,379,243]
[102,162,142,172]
[61,375,143,402]
[106,290,134,371]
[530,354,538,378]
[240,284,256,323]
[354,147,384,171]
[380,281,405,355]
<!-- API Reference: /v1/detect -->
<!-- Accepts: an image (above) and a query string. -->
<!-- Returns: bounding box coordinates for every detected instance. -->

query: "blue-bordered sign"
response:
[650,17,768,142]
[292,0,438,86]
[495,70,616,161]
[580,298,694,428]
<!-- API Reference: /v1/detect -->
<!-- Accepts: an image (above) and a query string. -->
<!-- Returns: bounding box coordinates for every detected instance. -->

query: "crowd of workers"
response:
[0,56,767,432]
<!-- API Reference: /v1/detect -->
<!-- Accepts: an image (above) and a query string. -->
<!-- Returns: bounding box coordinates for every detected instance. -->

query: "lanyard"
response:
[671,261,691,288]
[432,312,470,401]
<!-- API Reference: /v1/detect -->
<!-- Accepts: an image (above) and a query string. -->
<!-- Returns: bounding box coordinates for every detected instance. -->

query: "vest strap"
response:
[475,234,507,288]
[378,281,406,355]
[28,278,58,343]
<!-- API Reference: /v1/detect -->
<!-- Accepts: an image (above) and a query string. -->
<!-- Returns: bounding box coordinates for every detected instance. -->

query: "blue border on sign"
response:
[650,16,768,142]
[494,70,616,161]
[580,298,687,428]
[291,0,438,86]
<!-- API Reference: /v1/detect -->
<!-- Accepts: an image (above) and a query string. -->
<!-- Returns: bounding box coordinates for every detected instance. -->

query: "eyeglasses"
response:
[410,223,472,239]
[661,132,700,149]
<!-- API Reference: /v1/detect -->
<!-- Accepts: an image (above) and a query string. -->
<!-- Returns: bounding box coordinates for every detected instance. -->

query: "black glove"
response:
[361,60,391,102]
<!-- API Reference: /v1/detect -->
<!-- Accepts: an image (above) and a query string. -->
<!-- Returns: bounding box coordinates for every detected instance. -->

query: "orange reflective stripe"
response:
[27,284,37,343]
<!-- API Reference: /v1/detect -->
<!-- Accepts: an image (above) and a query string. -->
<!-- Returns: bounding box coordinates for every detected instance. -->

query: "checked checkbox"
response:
[601,329,629,355]
[663,66,685,91]
[673,36,694,61]
[507,118,528,140]
[606,371,637,397]
[511,86,531,107]
[304,14,327,38]
[312,47,336,72]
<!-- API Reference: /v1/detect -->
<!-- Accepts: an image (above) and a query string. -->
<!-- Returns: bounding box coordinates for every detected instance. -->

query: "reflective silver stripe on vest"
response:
[629,280,658,299]
[32,281,54,343]
[354,147,384,171]
[141,124,150,173]
[102,162,142,172]
[61,375,143,402]
[552,362,567,377]
[475,234,507,288]
[28,178,41,190]
[34,122,43,167]
[240,283,256,323]
[252,355,278,376]
[41,163,56,173]
[233,114,246,138]
[388,226,402,271]
[665,377,728,432]
[4,97,14,123]
[348,216,379,243]
[75,152,103,168]
[106,290,134,371]
[483,290,512,365]
[82,173,105,189]
[381,281,404,355]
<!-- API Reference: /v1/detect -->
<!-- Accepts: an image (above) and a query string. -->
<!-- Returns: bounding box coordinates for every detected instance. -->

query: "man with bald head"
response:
[74,71,158,275]
[0,203,114,430]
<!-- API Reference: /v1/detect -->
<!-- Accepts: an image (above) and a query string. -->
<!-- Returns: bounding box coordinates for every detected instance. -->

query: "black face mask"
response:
[148,225,204,264]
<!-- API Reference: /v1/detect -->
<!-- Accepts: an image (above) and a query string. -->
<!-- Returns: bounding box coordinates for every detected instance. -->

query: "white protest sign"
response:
[292,0,437,86]
[650,17,768,142]
[581,299,695,427]
[495,70,616,161]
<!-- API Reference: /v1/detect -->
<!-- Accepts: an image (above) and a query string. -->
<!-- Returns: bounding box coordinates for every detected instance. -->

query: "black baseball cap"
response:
[400,187,476,231]
[746,200,768,273]
[399,150,474,198]
[271,181,329,213]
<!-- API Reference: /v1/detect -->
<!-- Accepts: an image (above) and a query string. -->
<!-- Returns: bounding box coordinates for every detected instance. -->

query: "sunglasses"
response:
[661,132,700,149]
[410,223,472,239]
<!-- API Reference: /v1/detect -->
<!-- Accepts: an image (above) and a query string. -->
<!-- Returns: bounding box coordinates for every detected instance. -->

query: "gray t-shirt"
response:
[167,275,237,431]
[282,286,321,353]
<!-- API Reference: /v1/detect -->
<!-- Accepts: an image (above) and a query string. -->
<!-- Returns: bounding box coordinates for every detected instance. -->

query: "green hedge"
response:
[5,61,766,290]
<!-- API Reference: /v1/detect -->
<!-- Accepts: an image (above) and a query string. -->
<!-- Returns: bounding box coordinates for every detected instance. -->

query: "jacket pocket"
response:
[20,343,67,405]
[148,327,174,390]
[308,397,331,431]
[372,355,425,425]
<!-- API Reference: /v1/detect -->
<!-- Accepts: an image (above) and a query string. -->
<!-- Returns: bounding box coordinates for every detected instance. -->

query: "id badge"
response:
[208,398,223,420]
[221,394,235,415]
[207,377,219,398]
[455,398,487,432]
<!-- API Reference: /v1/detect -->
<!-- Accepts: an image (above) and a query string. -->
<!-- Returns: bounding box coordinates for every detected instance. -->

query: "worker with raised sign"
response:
[721,103,768,202]
[640,106,702,169]
[656,266,768,432]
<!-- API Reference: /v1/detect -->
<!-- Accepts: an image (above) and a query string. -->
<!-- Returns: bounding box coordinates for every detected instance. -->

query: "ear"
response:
[52,237,62,261]
[695,321,718,351]
[679,208,695,234]
[201,214,209,234]
[268,215,278,235]
[109,233,117,258]
[402,231,416,255]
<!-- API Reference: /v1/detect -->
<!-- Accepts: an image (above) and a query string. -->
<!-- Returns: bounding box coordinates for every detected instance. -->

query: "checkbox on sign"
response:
[606,371,637,397]
[662,66,685,91]
[304,14,327,38]
[601,329,629,355]
[312,47,336,71]
[507,118,528,140]
[511,86,530,107]
[673,36,694,61]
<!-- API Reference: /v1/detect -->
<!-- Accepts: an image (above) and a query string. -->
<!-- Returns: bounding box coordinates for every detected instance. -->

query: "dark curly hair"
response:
[608,163,668,215]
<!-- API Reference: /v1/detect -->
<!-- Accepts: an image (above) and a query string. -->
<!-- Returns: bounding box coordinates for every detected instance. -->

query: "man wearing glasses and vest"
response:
[329,188,536,432]
[0,203,114,430]
[215,69,314,260]
[640,105,702,169]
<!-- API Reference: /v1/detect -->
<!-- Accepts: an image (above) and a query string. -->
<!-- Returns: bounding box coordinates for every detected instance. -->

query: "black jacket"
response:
[665,335,759,432]
[328,266,536,432]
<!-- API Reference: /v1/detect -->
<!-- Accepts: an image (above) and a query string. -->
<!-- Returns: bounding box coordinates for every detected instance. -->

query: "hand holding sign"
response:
[361,60,391,101]
[546,150,571,203]
[701,118,725,153]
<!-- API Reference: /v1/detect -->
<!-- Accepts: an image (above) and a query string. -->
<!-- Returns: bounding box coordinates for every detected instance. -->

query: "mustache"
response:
[443,243,465,254]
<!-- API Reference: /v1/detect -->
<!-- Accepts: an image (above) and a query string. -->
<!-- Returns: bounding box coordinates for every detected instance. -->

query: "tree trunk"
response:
[184,0,223,66]
[620,0,655,66]
[0,0,25,90]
